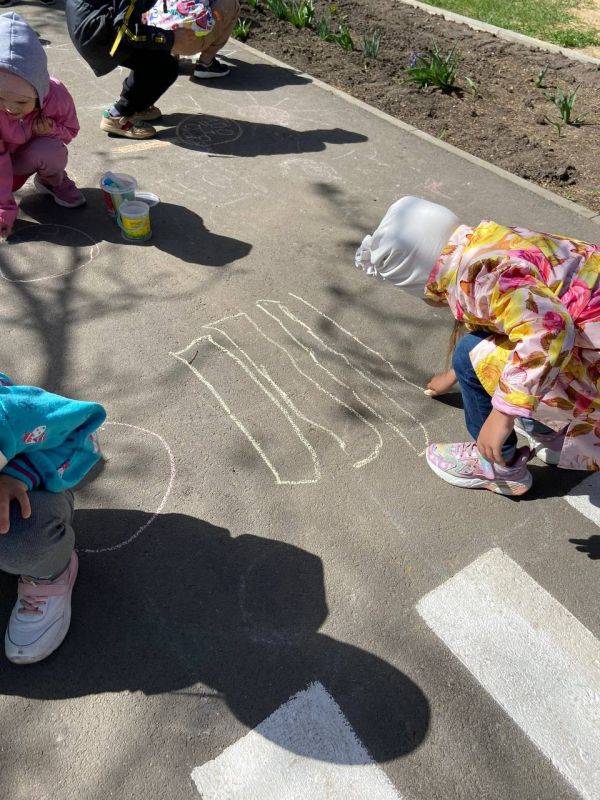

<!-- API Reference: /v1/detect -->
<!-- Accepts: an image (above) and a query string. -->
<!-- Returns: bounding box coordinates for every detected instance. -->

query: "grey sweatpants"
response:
[0,491,75,580]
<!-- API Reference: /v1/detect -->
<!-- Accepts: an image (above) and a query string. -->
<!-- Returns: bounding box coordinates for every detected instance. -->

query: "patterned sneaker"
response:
[34,174,86,208]
[132,105,163,122]
[426,442,533,496]
[514,422,564,466]
[193,57,231,79]
[100,112,156,139]
[5,551,78,665]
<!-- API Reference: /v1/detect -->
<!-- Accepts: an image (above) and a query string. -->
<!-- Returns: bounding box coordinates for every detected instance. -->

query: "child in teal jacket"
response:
[0,372,105,665]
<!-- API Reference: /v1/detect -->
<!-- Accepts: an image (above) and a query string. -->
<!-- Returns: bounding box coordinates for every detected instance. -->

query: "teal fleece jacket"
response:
[0,373,106,492]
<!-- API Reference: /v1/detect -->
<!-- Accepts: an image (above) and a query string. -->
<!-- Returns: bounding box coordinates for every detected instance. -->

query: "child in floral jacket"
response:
[355,196,600,496]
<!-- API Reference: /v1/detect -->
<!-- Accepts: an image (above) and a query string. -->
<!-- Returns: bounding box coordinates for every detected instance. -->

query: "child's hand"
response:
[33,115,54,136]
[425,369,457,397]
[0,475,31,534]
[0,222,12,239]
[477,409,515,466]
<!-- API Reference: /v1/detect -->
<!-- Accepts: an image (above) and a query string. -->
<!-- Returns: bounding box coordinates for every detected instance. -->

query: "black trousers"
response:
[114,47,179,116]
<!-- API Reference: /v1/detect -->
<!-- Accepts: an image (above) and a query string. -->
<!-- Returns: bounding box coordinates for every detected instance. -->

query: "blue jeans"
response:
[452,332,553,461]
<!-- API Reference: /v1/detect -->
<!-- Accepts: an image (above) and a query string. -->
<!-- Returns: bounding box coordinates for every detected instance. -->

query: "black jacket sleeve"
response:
[66,0,174,76]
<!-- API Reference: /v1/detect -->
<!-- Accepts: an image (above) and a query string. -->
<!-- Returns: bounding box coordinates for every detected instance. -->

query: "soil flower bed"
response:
[238,0,600,214]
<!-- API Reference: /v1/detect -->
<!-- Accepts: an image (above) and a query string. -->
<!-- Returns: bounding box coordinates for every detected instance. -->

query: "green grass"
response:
[420,0,600,48]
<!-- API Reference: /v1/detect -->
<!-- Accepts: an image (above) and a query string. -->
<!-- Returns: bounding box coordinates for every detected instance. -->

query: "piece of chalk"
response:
[423,389,435,396]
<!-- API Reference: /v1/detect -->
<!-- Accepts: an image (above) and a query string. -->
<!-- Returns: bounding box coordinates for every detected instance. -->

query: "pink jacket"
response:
[426,220,600,471]
[0,78,79,227]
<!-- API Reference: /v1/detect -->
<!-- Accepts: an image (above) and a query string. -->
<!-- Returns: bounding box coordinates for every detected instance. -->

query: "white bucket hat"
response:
[355,196,460,296]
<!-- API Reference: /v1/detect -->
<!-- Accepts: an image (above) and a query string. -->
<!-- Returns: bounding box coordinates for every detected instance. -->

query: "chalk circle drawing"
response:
[171,293,429,486]
[176,115,243,151]
[0,223,100,283]
[281,157,340,183]
[79,421,176,554]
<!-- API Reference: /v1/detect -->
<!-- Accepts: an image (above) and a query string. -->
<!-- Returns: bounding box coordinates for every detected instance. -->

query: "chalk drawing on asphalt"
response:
[281,157,340,183]
[175,115,243,151]
[171,293,429,485]
[0,224,100,283]
[81,421,176,554]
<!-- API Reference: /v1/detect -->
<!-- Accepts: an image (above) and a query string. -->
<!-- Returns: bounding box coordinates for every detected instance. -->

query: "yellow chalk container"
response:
[118,199,152,243]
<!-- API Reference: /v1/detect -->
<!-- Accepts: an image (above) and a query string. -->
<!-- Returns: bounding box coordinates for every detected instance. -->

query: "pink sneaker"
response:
[5,551,78,664]
[426,442,533,496]
[34,174,86,208]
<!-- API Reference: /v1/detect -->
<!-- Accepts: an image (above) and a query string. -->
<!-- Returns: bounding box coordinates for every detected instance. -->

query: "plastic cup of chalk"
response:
[117,200,153,243]
[100,172,137,217]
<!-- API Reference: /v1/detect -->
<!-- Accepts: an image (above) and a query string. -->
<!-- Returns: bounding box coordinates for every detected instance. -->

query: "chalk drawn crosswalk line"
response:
[171,333,322,485]
[258,298,428,455]
[207,310,385,468]
[171,294,431,486]
[417,548,600,800]
[191,682,403,800]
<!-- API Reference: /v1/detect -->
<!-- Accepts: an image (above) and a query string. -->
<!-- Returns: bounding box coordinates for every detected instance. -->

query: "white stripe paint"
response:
[191,682,403,800]
[417,548,600,800]
[564,472,600,528]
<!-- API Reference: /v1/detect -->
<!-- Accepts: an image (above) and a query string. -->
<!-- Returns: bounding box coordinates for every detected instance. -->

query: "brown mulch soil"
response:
[239,0,600,214]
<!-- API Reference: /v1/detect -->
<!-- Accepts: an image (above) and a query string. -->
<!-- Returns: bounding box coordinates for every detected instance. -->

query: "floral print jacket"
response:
[426,220,600,471]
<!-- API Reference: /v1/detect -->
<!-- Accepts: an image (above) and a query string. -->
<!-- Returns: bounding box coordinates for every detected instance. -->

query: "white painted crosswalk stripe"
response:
[191,682,403,799]
[564,472,600,528]
[417,548,600,800]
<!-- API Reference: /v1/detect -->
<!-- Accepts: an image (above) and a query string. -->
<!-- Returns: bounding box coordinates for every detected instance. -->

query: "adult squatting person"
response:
[67,0,240,139]
[356,196,600,496]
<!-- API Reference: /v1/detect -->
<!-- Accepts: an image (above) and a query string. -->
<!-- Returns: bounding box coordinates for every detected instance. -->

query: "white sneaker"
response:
[514,422,565,466]
[5,551,78,664]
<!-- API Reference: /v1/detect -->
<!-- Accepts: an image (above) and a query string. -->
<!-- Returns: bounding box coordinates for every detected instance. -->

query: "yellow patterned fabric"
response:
[426,220,600,470]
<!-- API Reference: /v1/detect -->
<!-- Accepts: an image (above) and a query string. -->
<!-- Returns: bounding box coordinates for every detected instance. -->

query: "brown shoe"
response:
[100,113,156,139]
[132,106,163,122]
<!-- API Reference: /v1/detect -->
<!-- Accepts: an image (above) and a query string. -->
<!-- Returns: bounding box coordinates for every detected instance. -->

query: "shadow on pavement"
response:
[18,189,252,268]
[569,535,600,560]
[0,510,430,764]
[180,56,312,92]
[157,112,368,158]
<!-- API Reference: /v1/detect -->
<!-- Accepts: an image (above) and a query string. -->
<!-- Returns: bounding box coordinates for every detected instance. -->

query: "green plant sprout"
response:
[362,30,381,59]
[233,18,252,40]
[534,65,549,88]
[264,0,289,21]
[316,14,335,41]
[464,75,481,96]
[333,23,354,51]
[288,0,315,28]
[246,0,259,8]
[546,85,586,126]
[404,43,460,93]
[545,117,565,137]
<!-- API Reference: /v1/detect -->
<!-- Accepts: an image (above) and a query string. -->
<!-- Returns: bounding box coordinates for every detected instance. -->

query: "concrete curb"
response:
[395,0,600,68]
[237,42,600,225]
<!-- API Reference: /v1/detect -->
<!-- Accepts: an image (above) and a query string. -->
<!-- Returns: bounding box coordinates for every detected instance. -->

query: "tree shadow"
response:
[18,188,252,267]
[0,509,430,765]
[157,112,368,158]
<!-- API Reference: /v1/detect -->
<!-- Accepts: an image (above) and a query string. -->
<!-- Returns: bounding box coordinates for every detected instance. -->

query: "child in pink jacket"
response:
[0,13,84,238]
[356,196,600,497]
